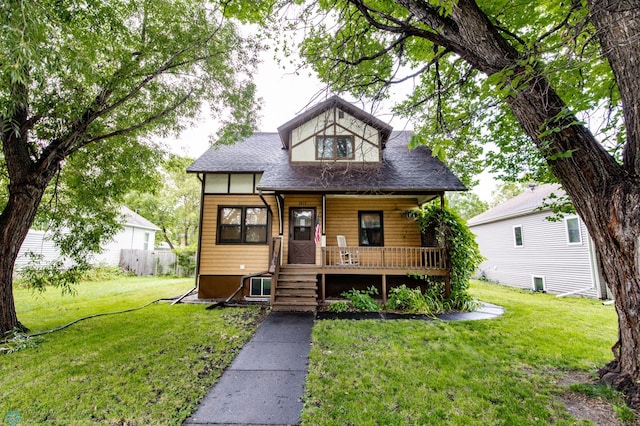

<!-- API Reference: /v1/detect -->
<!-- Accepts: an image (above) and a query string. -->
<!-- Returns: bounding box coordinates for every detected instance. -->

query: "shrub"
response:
[386,285,427,313]
[81,264,129,281]
[172,247,196,277]
[408,203,484,302]
[341,286,380,312]
[327,301,350,313]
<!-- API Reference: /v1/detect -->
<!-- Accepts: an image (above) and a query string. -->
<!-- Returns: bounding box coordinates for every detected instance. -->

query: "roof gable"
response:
[277,96,393,150]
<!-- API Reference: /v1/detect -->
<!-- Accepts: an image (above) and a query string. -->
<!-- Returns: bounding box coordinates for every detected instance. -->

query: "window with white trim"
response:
[565,216,582,244]
[513,225,524,247]
[532,276,545,292]
[250,277,271,297]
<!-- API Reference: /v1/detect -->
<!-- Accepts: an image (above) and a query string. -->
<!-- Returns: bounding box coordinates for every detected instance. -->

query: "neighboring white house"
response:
[15,206,160,269]
[467,184,608,299]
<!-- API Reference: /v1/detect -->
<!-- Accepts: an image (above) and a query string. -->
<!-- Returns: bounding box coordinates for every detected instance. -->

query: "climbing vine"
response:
[408,202,484,302]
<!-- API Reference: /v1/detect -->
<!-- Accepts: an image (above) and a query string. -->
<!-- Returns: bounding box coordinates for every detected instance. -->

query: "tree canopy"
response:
[296,0,620,186]
[0,0,261,333]
[125,154,200,251]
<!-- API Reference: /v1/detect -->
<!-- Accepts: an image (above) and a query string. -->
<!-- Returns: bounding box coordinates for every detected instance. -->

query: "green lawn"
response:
[1,278,624,424]
[302,281,620,425]
[1,277,264,425]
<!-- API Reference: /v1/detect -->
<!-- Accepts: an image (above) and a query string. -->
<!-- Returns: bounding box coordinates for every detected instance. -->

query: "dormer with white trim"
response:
[277,96,392,164]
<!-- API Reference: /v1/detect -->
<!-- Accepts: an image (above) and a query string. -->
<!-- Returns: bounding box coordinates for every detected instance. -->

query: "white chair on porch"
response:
[337,235,359,265]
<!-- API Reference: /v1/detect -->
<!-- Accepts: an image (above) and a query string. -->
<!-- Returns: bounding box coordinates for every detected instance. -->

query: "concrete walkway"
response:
[184,312,314,426]
[184,303,503,426]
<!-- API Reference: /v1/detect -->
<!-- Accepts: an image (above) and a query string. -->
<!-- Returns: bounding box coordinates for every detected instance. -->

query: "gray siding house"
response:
[467,184,608,299]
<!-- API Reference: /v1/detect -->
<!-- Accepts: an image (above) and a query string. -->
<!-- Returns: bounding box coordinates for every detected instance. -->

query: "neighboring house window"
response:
[513,225,524,247]
[532,276,545,292]
[250,277,271,297]
[218,206,268,244]
[143,232,150,251]
[316,136,354,160]
[565,216,582,244]
[359,211,383,246]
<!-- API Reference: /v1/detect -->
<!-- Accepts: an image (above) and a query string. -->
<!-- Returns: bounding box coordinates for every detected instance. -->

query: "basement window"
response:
[532,276,546,292]
[250,277,271,297]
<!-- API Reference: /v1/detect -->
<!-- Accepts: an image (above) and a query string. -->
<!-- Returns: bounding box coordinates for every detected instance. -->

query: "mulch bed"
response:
[316,311,435,320]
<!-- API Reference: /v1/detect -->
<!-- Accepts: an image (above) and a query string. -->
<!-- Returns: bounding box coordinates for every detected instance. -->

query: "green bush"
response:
[81,264,129,281]
[172,247,196,277]
[341,286,380,312]
[408,202,484,307]
[327,301,350,313]
[386,285,428,313]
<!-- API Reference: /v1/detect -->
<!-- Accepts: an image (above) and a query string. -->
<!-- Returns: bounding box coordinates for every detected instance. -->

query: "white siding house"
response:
[15,206,160,269]
[468,184,607,299]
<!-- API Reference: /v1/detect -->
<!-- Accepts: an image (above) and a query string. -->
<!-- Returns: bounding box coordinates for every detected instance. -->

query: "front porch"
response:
[269,238,450,311]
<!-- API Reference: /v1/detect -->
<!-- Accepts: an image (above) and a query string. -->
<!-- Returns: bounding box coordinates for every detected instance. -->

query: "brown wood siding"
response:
[200,194,280,275]
[283,194,323,264]
[325,198,421,248]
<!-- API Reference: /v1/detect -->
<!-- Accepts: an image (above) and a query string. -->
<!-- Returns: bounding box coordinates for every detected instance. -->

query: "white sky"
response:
[169,47,497,201]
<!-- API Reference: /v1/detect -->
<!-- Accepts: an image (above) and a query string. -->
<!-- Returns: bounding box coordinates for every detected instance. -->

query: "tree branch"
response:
[80,92,192,146]
[587,0,640,174]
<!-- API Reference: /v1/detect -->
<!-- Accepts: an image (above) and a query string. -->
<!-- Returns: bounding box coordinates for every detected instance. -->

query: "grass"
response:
[1,277,265,425]
[302,280,620,425]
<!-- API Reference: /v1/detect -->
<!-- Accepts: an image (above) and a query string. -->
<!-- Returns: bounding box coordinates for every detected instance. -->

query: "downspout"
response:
[258,190,273,217]
[556,236,600,299]
[275,193,284,236]
[556,286,595,298]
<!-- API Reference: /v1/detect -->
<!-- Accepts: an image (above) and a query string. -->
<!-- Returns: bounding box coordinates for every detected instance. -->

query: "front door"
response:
[288,208,316,264]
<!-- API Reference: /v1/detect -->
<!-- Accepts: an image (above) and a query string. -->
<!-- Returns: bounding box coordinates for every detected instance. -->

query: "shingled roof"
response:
[467,183,564,226]
[187,130,466,194]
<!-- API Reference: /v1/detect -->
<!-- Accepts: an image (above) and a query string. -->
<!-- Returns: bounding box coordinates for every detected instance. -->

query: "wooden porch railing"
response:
[321,246,447,270]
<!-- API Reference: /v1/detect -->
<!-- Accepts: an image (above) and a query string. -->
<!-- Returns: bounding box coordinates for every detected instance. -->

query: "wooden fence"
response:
[120,249,179,276]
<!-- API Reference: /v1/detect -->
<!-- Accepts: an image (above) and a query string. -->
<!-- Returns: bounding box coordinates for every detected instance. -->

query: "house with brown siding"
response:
[187,96,466,311]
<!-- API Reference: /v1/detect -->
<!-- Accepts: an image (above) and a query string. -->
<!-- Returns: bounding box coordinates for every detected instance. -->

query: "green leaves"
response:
[1,0,261,269]
[294,0,621,190]
[409,202,484,296]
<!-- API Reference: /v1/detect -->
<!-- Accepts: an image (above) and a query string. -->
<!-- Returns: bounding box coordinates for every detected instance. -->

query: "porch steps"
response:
[272,266,318,312]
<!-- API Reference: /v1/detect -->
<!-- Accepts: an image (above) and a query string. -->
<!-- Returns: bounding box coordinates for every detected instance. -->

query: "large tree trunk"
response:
[0,178,50,334]
[0,79,58,334]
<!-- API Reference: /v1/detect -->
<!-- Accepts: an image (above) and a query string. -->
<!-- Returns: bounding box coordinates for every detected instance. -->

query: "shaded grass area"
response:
[302,281,618,425]
[1,277,264,424]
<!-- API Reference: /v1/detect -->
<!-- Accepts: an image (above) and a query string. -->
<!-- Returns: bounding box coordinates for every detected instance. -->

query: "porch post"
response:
[382,274,387,304]
[445,272,451,299]
[321,273,326,303]
[440,192,445,210]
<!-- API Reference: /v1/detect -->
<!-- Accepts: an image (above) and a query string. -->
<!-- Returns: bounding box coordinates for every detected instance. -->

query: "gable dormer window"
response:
[316,136,354,160]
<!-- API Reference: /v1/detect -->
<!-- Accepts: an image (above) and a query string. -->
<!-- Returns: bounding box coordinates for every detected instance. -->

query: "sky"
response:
[169,47,497,201]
